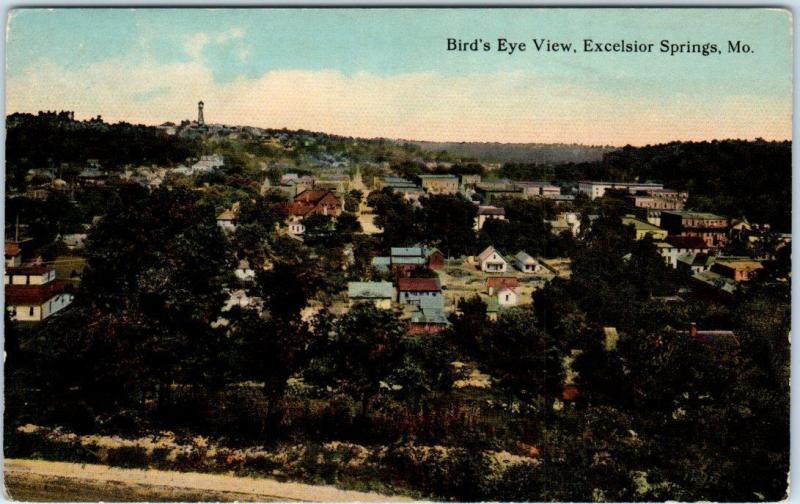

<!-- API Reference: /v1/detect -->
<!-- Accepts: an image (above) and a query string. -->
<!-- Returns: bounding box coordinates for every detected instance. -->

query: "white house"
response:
[477,246,508,273]
[5,264,73,323]
[191,154,224,174]
[235,259,256,282]
[496,286,520,307]
[513,251,541,274]
[474,206,506,231]
[286,216,306,236]
[217,203,240,233]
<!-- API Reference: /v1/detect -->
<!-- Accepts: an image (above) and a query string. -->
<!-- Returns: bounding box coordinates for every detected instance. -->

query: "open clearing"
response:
[4,459,411,502]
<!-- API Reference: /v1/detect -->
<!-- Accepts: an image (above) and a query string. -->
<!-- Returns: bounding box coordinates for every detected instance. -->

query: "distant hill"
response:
[405,141,615,164]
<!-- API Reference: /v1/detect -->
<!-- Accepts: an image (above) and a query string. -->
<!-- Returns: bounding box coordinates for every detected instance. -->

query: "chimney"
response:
[689,322,698,338]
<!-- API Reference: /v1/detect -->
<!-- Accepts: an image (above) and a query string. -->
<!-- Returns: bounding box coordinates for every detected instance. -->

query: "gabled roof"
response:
[295,189,337,205]
[713,260,763,272]
[486,277,520,291]
[477,246,507,263]
[6,280,69,306]
[398,277,441,292]
[422,246,444,258]
[514,251,537,264]
[5,242,21,258]
[677,253,715,267]
[6,265,51,276]
[348,281,396,300]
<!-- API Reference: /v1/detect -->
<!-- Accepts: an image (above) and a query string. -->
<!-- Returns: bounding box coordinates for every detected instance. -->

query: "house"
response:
[374,176,418,191]
[514,181,561,198]
[372,246,445,275]
[577,181,664,200]
[677,322,738,346]
[626,191,686,211]
[475,182,523,204]
[277,174,316,198]
[657,236,710,268]
[190,154,224,174]
[397,277,442,306]
[59,233,88,250]
[5,242,22,268]
[548,212,581,236]
[5,263,73,323]
[459,174,482,188]
[347,281,396,310]
[496,286,520,307]
[486,276,520,296]
[278,190,343,218]
[315,174,351,194]
[474,206,506,230]
[286,216,306,236]
[513,251,541,274]
[711,259,763,282]
[476,246,509,273]
[217,203,240,232]
[660,211,729,249]
[407,296,451,335]
[690,270,737,302]
[677,253,716,274]
[234,259,256,282]
[418,175,459,195]
[621,216,668,241]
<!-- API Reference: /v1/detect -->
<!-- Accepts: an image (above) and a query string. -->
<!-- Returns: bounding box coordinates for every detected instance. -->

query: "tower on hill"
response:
[197,100,205,125]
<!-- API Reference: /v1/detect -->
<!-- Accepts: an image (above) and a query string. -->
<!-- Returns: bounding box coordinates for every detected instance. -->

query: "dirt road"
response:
[3,459,412,502]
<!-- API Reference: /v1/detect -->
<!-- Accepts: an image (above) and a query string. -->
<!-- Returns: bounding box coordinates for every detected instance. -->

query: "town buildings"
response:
[514,181,561,198]
[5,244,73,323]
[347,281,396,310]
[577,180,665,200]
[621,216,669,241]
[660,211,730,249]
[475,206,506,230]
[418,175,459,195]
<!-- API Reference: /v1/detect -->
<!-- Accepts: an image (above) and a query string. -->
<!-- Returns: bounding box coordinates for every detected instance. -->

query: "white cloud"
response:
[183,33,210,60]
[6,55,791,145]
[215,28,245,44]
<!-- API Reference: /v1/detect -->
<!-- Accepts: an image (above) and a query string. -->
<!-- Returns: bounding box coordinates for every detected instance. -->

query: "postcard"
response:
[3,7,792,502]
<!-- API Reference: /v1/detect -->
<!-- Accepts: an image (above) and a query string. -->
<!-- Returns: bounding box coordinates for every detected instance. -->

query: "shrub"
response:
[105,445,150,468]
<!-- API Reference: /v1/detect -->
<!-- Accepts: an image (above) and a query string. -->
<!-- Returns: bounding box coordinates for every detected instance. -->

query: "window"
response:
[505,294,510,301]
[28,307,34,317]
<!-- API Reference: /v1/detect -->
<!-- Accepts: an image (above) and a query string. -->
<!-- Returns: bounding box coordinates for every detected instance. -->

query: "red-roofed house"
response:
[486,277,520,296]
[5,242,22,268]
[5,265,72,323]
[397,277,442,305]
[278,190,343,218]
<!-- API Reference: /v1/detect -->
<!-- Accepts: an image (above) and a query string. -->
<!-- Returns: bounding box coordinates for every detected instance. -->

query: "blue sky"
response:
[6,8,793,144]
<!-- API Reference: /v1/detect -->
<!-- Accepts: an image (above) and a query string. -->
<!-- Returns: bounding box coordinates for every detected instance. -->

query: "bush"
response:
[105,445,150,468]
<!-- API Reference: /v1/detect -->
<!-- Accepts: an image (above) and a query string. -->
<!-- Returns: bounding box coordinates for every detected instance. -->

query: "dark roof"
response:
[398,277,441,292]
[666,236,709,249]
[6,265,51,276]
[6,280,69,306]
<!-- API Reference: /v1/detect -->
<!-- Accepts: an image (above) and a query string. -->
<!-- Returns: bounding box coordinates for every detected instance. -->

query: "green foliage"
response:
[6,112,199,188]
